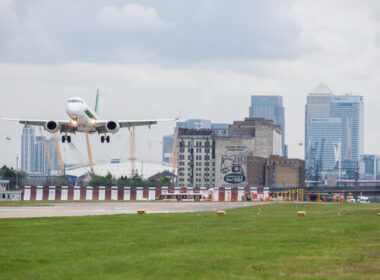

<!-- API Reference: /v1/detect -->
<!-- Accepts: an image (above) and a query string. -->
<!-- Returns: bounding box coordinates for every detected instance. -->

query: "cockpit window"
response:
[68,99,83,103]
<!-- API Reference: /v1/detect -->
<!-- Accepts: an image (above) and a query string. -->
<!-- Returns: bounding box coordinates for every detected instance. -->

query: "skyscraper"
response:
[305,83,364,175]
[21,125,35,173]
[249,96,286,156]
[21,126,59,174]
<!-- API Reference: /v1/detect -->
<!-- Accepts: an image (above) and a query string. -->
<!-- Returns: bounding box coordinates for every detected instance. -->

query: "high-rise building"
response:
[21,125,35,173]
[360,155,380,179]
[21,126,59,175]
[34,137,60,174]
[305,83,364,177]
[162,119,228,163]
[249,96,286,156]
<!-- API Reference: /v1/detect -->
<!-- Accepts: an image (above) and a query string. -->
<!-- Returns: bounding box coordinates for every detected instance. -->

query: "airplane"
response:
[1,90,177,143]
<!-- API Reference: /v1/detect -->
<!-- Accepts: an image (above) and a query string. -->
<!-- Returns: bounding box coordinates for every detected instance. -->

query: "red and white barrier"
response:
[17,186,269,201]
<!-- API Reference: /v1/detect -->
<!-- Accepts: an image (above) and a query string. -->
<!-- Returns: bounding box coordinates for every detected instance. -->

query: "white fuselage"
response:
[65,97,98,133]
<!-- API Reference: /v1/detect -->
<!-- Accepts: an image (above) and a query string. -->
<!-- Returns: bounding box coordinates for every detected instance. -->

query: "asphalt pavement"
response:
[0,201,265,218]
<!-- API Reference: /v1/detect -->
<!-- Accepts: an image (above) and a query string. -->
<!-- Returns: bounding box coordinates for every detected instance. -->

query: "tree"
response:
[116,176,129,186]
[0,165,26,189]
[88,172,115,186]
[131,173,143,186]
[159,176,171,186]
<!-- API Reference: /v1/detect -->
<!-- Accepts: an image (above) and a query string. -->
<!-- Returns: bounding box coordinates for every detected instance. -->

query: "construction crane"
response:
[67,142,87,164]
[52,135,65,174]
[85,133,95,174]
[314,138,325,186]
[169,129,178,175]
[39,127,54,172]
[129,126,136,175]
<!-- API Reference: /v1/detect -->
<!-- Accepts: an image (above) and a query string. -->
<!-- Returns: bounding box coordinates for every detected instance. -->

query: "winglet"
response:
[95,89,99,114]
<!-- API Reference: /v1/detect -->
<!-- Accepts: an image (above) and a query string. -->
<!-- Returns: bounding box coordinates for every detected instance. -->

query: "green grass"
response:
[0,203,379,279]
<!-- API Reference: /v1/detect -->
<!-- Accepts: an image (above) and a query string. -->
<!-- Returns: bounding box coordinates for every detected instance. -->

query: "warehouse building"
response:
[214,118,282,188]
[247,156,305,188]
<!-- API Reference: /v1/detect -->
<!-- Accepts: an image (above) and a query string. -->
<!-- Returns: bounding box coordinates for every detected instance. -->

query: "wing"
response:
[1,118,47,126]
[94,118,177,133]
[0,118,74,133]
[118,118,177,129]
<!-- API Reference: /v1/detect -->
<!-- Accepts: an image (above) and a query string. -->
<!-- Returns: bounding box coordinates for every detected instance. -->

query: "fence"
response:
[17,186,270,202]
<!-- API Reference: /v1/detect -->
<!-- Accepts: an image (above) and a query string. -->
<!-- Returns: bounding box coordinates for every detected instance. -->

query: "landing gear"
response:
[100,135,110,143]
[62,135,71,143]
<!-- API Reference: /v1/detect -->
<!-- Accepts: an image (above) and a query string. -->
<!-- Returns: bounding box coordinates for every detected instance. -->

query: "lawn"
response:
[0,203,379,279]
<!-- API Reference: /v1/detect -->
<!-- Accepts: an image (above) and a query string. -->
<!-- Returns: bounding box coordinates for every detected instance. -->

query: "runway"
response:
[0,201,265,219]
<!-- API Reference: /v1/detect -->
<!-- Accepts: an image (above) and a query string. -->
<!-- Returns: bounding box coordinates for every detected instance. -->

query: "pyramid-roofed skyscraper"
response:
[305,82,364,178]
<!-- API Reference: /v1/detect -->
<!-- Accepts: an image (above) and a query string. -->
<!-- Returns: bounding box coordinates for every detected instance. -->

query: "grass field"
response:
[0,203,379,279]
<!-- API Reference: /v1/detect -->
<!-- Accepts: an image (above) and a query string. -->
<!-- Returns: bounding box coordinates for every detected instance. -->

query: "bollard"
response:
[137,209,146,215]
[297,211,306,217]
[217,211,225,216]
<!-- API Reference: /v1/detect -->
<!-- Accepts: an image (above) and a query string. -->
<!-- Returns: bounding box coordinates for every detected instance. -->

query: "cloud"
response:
[0,0,18,26]
[97,3,173,29]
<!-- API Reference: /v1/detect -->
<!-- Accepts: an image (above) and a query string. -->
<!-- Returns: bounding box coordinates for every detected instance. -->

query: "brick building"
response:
[247,156,305,188]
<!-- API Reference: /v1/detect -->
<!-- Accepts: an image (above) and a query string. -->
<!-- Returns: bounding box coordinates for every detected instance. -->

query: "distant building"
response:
[34,136,59,174]
[247,156,305,188]
[215,118,282,189]
[249,95,286,156]
[305,83,364,179]
[162,119,228,163]
[21,125,35,173]
[176,128,215,188]
[176,118,283,188]
[162,135,174,163]
[0,179,21,201]
[360,155,380,179]
[148,170,176,185]
[21,126,59,175]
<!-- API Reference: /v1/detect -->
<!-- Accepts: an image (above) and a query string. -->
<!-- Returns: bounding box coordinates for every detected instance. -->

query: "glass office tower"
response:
[305,83,364,173]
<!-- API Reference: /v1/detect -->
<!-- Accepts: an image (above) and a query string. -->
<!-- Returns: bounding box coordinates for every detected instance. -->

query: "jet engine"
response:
[105,121,120,134]
[45,121,60,133]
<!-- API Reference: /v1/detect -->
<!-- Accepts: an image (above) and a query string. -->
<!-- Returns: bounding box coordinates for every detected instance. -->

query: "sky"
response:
[1,0,380,169]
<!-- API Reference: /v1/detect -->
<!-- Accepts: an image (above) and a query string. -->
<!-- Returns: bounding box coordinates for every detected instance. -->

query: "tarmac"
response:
[0,201,265,219]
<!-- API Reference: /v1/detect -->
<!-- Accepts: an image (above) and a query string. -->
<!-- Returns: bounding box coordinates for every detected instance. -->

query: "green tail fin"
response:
[95,89,99,114]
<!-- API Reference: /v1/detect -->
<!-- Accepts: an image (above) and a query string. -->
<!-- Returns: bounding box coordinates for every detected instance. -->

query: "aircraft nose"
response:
[66,102,81,116]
